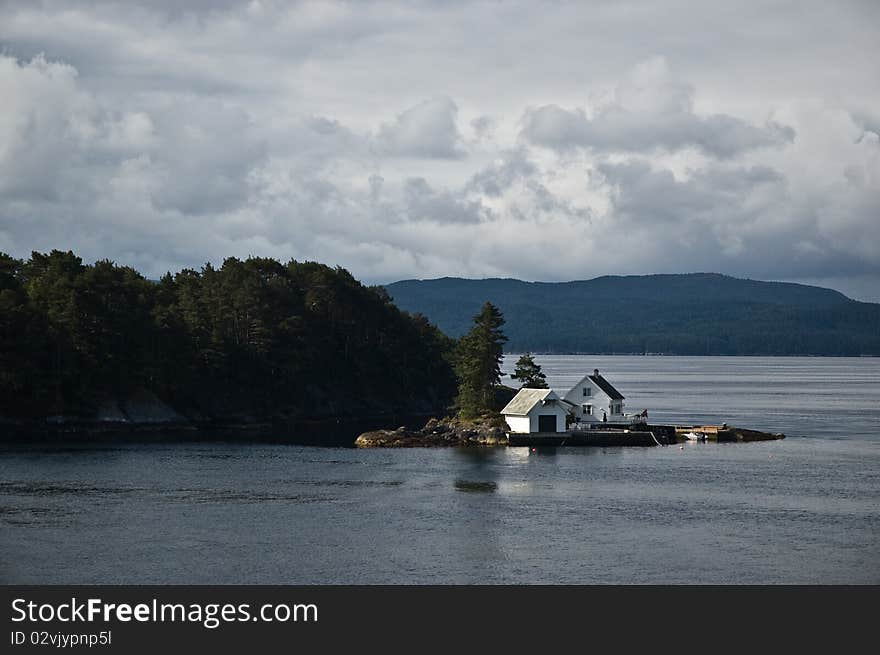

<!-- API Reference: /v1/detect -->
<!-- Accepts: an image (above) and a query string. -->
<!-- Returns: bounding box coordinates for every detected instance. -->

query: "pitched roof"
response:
[500,388,558,416]
[558,398,577,410]
[588,374,624,400]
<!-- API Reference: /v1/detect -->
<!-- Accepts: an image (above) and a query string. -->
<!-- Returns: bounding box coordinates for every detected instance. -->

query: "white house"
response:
[562,368,629,425]
[502,368,646,433]
[499,388,569,434]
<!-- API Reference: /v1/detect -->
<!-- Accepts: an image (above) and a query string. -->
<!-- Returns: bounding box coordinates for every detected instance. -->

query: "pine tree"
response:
[510,353,547,388]
[1,250,460,427]
[455,301,507,417]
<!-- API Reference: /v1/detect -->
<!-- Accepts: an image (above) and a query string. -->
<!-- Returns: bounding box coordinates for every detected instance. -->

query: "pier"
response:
[506,423,784,447]
[507,428,666,447]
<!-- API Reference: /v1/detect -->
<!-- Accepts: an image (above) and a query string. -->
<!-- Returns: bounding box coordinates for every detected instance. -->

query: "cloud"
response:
[0,54,96,201]
[597,160,784,224]
[850,110,880,142]
[403,177,488,223]
[375,97,465,159]
[521,57,795,158]
[465,149,537,197]
[0,2,878,300]
[593,154,880,281]
[595,160,789,257]
[147,101,266,216]
[470,115,495,141]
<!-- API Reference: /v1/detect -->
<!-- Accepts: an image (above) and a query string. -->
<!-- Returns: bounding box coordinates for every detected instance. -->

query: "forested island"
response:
[2,250,870,444]
[385,275,880,355]
[0,250,458,440]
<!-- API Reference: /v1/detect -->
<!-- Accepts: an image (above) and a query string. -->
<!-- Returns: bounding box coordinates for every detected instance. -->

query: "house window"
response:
[583,404,592,415]
[582,387,591,397]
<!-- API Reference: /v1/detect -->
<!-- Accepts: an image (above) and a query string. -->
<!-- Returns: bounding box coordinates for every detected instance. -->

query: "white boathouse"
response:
[499,388,569,434]
[502,368,646,434]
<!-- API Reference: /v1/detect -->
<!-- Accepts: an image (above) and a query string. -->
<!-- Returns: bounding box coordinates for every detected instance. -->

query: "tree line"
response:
[0,250,461,422]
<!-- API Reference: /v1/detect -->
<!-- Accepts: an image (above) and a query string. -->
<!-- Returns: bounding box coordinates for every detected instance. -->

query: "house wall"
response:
[504,415,531,434]
[527,405,567,433]
[563,377,625,420]
[564,379,610,419]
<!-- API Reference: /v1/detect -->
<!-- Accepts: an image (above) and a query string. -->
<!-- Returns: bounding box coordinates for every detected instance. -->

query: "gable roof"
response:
[500,388,559,416]
[588,374,624,400]
[558,398,577,410]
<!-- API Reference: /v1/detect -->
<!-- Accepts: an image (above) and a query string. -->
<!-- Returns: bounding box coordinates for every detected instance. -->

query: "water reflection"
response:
[453,480,498,492]
[2,356,878,584]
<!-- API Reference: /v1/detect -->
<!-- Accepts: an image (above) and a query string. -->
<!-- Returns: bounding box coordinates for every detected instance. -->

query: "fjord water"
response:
[2,356,878,584]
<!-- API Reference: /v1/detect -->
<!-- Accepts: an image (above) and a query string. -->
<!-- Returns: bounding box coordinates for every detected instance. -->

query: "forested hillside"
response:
[384,274,880,355]
[0,251,456,421]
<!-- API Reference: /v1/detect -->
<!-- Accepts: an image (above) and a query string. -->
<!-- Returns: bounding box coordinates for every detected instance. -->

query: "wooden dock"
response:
[506,423,783,447]
[672,424,785,442]
[507,429,666,447]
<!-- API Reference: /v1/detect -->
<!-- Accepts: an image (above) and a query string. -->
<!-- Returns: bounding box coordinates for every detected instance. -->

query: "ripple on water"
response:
[0,482,141,496]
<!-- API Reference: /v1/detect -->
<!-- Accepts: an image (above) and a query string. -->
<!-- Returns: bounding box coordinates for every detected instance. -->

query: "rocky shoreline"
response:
[0,410,439,447]
[3,405,784,448]
[355,418,786,448]
[354,417,508,448]
[716,427,785,442]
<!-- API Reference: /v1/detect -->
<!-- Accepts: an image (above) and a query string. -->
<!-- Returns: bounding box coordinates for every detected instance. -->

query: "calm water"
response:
[2,356,878,584]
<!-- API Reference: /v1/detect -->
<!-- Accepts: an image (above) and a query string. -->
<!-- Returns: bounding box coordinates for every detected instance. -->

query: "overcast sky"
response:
[1,0,878,300]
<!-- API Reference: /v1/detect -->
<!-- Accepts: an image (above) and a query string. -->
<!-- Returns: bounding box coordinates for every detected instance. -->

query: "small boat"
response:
[682,431,707,442]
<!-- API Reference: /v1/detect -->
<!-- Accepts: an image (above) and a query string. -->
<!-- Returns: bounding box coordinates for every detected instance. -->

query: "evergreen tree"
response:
[0,253,49,414]
[510,353,547,388]
[455,301,507,417]
[0,250,458,427]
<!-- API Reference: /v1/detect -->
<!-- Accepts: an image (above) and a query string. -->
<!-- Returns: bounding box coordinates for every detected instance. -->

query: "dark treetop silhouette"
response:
[0,250,457,424]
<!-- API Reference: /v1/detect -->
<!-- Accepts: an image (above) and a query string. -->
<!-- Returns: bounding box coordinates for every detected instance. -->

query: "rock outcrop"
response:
[719,426,785,442]
[671,423,785,442]
[355,417,507,448]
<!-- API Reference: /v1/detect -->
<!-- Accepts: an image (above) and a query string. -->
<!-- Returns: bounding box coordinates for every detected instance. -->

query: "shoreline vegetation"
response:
[0,250,457,441]
[0,250,793,446]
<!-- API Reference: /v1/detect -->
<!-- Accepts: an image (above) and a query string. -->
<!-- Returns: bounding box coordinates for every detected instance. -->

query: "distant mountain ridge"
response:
[384,273,880,355]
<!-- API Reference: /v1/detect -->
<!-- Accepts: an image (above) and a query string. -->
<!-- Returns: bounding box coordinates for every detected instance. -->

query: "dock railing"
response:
[570,411,648,430]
